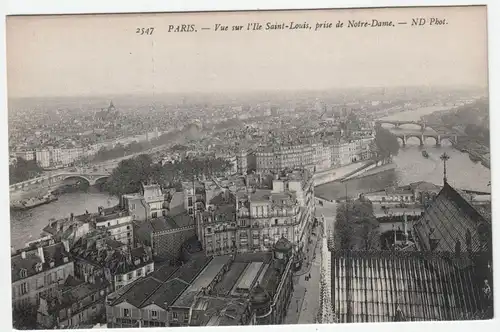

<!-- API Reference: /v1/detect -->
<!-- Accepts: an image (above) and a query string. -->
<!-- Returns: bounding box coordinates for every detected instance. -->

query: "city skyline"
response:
[7,6,487,98]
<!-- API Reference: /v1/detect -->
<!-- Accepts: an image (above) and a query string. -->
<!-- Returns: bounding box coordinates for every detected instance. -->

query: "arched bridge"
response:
[395,132,460,147]
[375,120,434,131]
[9,170,111,192]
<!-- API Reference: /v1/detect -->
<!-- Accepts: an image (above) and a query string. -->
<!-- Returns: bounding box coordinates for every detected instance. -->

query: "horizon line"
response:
[8,84,489,100]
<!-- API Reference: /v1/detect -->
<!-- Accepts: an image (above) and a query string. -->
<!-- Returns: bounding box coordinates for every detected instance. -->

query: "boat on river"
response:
[422,150,429,158]
[11,192,58,211]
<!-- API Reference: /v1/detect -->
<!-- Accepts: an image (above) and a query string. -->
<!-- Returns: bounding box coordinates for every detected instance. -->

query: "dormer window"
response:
[20,268,27,278]
[49,260,55,268]
[63,257,69,263]
[134,259,141,266]
[35,263,43,273]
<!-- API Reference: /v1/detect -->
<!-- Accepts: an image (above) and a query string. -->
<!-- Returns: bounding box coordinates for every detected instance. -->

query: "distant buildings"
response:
[256,144,315,173]
[331,138,373,167]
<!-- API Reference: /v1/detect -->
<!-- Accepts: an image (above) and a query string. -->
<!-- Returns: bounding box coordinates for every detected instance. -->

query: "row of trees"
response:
[92,126,198,163]
[9,157,44,185]
[333,197,380,250]
[104,154,233,197]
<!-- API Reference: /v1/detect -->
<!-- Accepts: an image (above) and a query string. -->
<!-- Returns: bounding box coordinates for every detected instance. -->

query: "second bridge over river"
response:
[9,170,111,194]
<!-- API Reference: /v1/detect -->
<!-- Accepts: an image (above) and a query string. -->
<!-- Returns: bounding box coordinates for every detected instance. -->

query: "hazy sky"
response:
[6,6,488,97]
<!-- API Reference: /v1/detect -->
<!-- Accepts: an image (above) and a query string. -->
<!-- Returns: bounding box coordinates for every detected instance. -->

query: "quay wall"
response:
[312,160,397,187]
[343,162,396,181]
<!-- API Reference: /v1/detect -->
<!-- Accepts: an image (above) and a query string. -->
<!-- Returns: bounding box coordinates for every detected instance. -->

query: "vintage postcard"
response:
[6,4,492,329]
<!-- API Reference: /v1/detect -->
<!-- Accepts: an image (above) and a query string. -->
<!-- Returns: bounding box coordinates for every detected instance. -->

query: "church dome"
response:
[274,236,293,253]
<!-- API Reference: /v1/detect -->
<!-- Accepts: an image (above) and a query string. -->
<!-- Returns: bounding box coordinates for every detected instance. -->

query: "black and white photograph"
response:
[5,3,493,329]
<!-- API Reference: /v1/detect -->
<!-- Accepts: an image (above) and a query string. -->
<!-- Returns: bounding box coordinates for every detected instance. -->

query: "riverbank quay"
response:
[341,162,396,182]
[454,139,490,169]
[313,161,372,186]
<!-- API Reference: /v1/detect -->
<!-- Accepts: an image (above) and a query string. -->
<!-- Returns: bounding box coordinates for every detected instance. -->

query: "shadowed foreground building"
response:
[331,250,492,323]
[330,181,493,323]
[105,237,294,327]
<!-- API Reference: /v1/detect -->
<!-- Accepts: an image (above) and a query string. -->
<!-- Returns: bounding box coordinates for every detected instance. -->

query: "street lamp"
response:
[440,152,450,184]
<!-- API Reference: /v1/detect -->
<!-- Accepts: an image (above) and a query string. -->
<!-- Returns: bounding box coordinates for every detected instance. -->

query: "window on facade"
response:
[275,219,279,225]
[241,220,246,227]
[188,208,193,215]
[19,269,27,278]
[172,312,178,320]
[127,225,131,230]
[117,275,123,282]
[127,273,133,280]
[188,197,193,207]
[20,282,28,295]
[137,269,143,277]
[131,203,136,210]
[91,294,96,302]
[124,308,130,317]
[152,212,158,218]
[108,222,110,227]
[152,310,158,319]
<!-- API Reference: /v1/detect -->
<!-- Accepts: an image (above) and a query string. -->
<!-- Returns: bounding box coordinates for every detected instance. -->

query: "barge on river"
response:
[11,192,58,211]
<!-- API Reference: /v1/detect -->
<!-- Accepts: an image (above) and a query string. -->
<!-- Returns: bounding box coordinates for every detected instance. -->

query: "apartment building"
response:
[197,170,315,255]
[134,213,195,264]
[37,275,110,329]
[95,206,134,246]
[122,184,171,221]
[236,149,249,175]
[105,256,212,328]
[11,240,74,310]
[312,142,332,172]
[256,143,315,173]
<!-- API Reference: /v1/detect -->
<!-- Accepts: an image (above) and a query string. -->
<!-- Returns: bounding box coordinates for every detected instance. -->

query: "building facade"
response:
[134,214,196,264]
[94,207,134,246]
[197,170,315,256]
[255,144,315,173]
[11,240,74,310]
[37,276,110,329]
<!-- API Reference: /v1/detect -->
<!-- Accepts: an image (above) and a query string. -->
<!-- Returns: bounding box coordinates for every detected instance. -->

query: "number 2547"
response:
[136,27,154,35]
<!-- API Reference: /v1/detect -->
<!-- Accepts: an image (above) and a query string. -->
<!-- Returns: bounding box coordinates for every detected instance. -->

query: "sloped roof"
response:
[11,242,71,283]
[109,256,212,310]
[331,250,486,323]
[413,182,490,253]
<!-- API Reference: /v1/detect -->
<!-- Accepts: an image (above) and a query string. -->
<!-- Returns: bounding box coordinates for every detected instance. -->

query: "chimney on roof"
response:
[62,239,70,253]
[21,251,26,259]
[38,245,45,264]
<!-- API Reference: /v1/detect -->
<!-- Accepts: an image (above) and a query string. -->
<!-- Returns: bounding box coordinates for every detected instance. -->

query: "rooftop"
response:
[71,237,152,275]
[331,250,487,323]
[11,242,71,283]
[414,182,491,254]
[108,256,212,310]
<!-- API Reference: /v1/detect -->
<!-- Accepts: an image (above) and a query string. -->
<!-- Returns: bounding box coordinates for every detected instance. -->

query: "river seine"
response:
[10,191,118,249]
[9,106,490,249]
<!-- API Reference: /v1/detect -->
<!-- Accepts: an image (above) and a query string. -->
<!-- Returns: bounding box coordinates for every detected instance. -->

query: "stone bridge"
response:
[9,171,111,192]
[395,132,459,147]
[375,120,436,131]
